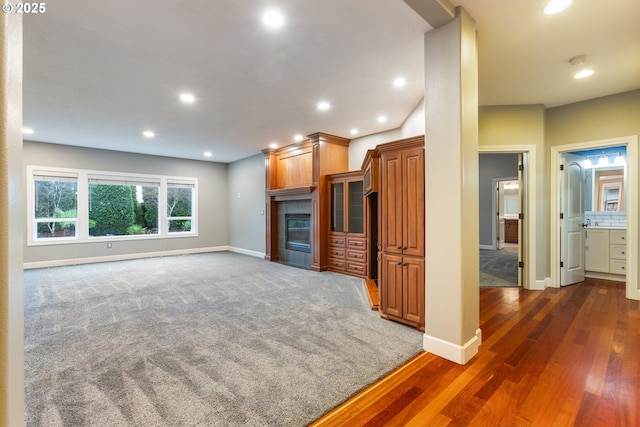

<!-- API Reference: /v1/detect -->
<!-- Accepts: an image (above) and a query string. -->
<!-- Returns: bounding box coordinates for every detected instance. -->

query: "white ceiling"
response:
[23,0,640,163]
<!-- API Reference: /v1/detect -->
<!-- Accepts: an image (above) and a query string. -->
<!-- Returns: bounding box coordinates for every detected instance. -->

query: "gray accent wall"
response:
[23,141,229,265]
[478,153,519,247]
[227,153,266,255]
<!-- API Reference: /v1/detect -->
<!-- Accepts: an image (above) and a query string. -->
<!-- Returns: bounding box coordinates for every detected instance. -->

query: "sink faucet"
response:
[586,218,591,226]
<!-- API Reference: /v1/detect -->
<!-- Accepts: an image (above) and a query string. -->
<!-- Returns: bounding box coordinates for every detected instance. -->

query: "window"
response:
[88,176,160,237]
[33,171,78,240]
[167,180,194,233]
[28,166,197,245]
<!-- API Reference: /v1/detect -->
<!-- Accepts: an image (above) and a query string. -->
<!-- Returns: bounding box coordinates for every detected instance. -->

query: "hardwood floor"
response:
[311,279,639,426]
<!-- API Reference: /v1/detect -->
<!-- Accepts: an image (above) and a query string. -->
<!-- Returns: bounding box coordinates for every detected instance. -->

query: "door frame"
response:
[550,135,639,300]
[479,145,537,290]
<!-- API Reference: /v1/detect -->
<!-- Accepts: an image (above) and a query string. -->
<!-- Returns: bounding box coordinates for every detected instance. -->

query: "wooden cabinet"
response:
[504,219,518,243]
[327,171,367,278]
[378,137,425,331]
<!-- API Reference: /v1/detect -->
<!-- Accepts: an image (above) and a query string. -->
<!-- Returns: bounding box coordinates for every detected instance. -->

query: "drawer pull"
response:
[622,251,625,255]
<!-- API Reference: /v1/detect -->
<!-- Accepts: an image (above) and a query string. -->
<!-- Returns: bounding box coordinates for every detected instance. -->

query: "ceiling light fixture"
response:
[294,134,303,142]
[22,127,35,134]
[393,77,406,88]
[179,93,196,104]
[142,130,155,138]
[270,143,279,149]
[574,69,594,79]
[377,115,387,123]
[350,128,358,136]
[317,101,331,111]
[262,10,284,29]
[544,0,572,14]
[204,151,213,158]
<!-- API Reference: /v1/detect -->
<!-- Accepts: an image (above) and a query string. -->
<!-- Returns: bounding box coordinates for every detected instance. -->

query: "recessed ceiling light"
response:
[262,10,284,28]
[204,151,213,157]
[294,134,303,142]
[179,93,196,104]
[574,69,594,79]
[142,130,155,138]
[270,143,279,149]
[544,0,572,14]
[350,128,359,135]
[377,115,387,123]
[22,127,35,134]
[317,101,331,111]
[393,77,406,88]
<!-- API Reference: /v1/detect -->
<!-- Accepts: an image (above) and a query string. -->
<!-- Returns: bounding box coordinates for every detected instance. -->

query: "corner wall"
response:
[227,153,266,256]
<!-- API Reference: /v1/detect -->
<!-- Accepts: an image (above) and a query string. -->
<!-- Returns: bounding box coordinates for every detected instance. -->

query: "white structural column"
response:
[1,12,25,427]
[422,7,481,364]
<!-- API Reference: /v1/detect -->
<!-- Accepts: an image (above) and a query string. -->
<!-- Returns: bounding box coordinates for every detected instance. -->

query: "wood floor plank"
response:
[311,279,638,427]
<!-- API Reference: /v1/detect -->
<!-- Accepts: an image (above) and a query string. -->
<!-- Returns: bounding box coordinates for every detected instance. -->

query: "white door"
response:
[561,153,586,286]
[497,183,505,249]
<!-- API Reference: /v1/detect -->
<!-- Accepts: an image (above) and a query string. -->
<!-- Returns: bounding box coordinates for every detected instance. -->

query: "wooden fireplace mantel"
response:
[263,132,350,270]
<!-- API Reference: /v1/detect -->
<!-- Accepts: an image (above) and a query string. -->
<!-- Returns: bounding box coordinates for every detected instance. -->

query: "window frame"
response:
[27,166,198,246]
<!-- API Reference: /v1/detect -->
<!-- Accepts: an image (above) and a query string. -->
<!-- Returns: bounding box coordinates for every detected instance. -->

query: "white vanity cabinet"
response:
[609,229,627,275]
[585,228,626,281]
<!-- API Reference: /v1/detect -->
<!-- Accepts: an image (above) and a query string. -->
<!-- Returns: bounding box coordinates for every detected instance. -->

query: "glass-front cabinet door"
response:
[331,182,344,232]
[347,180,364,234]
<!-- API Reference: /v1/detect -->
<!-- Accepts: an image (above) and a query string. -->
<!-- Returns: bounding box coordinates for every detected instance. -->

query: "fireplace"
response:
[285,214,311,253]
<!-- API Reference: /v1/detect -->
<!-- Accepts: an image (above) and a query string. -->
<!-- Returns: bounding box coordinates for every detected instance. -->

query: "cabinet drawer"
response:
[610,230,626,244]
[329,236,346,247]
[610,259,626,275]
[346,237,366,248]
[610,245,627,260]
[346,249,366,262]
[329,246,345,258]
[346,261,366,275]
[329,258,346,270]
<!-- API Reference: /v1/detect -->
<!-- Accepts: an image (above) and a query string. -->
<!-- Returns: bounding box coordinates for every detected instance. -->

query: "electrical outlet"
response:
[107,243,112,248]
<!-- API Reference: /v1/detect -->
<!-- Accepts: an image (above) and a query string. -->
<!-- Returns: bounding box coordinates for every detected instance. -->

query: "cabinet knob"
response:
[397,246,402,250]
[622,251,625,255]
[403,246,407,250]
[396,262,402,265]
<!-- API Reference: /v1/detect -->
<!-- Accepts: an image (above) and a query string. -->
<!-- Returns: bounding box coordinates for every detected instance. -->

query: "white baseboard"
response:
[229,247,266,259]
[532,277,549,290]
[479,244,494,250]
[23,246,230,270]
[423,328,482,365]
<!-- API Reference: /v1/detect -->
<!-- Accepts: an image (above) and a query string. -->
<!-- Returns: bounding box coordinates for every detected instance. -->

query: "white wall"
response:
[23,141,229,266]
[348,98,425,170]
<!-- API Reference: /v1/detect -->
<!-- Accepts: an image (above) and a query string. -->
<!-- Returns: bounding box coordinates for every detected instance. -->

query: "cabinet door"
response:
[330,181,344,232]
[585,229,609,272]
[381,254,403,319]
[403,148,425,257]
[347,180,364,235]
[381,152,403,254]
[403,257,425,326]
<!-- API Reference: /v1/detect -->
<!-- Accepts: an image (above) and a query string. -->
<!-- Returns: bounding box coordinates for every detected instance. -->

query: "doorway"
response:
[550,136,639,300]
[479,153,525,288]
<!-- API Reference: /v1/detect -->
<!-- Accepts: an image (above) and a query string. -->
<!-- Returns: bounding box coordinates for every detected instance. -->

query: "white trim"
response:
[23,246,230,270]
[229,247,266,259]
[533,278,549,290]
[479,145,537,290]
[423,328,482,365]
[550,135,638,300]
[479,244,494,250]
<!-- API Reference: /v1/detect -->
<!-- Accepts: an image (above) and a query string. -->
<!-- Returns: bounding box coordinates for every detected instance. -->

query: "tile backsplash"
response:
[584,211,626,228]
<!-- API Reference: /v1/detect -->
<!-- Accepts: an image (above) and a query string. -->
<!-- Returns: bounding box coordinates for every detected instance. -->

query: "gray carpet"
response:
[24,252,422,426]
[479,248,518,287]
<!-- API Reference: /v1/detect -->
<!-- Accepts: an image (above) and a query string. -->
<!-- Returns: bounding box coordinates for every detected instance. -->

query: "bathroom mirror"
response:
[585,166,624,212]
